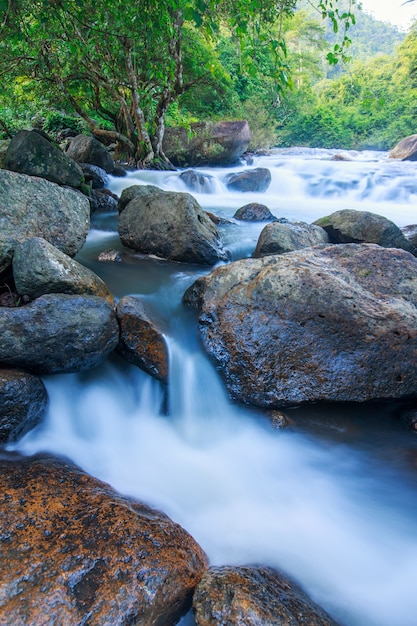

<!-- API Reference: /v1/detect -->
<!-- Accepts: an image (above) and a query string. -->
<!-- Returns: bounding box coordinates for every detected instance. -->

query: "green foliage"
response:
[42,111,85,134]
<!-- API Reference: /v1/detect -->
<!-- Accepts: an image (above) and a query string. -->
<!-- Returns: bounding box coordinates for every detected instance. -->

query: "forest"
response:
[0,0,415,163]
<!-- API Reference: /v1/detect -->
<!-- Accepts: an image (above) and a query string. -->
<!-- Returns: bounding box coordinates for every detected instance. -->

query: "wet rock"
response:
[13,237,114,304]
[225,168,271,193]
[89,189,118,214]
[270,410,291,430]
[330,153,350,161]
[234,202,276,221]
[116,296,169,383]
[65,134,115,173]
[390,134,417,160]
[163,120,251,167]
[112,164,128,177]
[0,294,119,375]
[80,163,109,189]
[0,453,208,625]
[0,169,90,273]
[193,566,339,625]
[0,369,48,443]
[401,224,417,248]
[314,209,415,254]
[179,169,216,193]
[3,129,84,188]
[184,244,417,406]
[97,248,123,262]
[118,185,227,265]
[253,221,329,258]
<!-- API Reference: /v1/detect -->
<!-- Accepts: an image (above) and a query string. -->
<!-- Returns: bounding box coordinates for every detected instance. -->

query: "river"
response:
[9,147,417,625]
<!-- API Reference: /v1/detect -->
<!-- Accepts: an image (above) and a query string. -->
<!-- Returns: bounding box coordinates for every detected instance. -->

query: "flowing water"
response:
[9,147,417,625]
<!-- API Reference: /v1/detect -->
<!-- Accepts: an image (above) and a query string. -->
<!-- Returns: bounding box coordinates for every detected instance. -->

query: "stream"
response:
[9,147,417,625]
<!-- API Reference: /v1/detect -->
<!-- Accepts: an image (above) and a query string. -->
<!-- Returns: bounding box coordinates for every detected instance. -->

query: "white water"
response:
[10,148,417,625]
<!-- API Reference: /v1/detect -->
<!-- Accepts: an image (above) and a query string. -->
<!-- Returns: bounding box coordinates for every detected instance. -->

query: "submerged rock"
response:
[116,296,169,383]
[253,220,329,257]
[118,185,227,265]
[314,209,415,255]
[0,169,90,273]
[234,202,276,222]
[224,167,271,192]
[193,566,339,625]
[0,294,119,374]
[179,169,216,193]
[0,369,48,443]
[184,244,417,406]
[0,453,208,625]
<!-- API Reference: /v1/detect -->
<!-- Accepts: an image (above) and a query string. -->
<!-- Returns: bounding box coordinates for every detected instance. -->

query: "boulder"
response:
[0,369,48,443]
[234,203,276,222]
[3,129,84,187]
[80,163,109,189]
[89,189,118,214]
[0,169,90,273]
[0,294,119,375]
[179,169,216,193]
[314,209,415,254]
[66,134,115,173]
[118,185,227,265]
[390,134,417,160]
[12,237,114,304]
[193,566,339,626]
[184,244,417,406]
[116,296,169,383]
[253,221,329,258]
[0,453,208,625]
[163,120,251,167]
[401,224,417,248]
[224,168,271,193]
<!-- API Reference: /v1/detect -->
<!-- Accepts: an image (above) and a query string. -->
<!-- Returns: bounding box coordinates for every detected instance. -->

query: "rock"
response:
[89,189,118,214]
[314,209,415,254]
[390,134,417,160]
[3,129,84,187]
[0,369,48,443]
[401,408,417,432]
[0,138,10,167]
[179,169,216,193]
[234,203,276,221]
[401,224,417,248]
[224,168,271,193]
[163,120,251,167]
[0,453,208,625]
[112,164,128,177]
[253,221,329,258]
[184,244,417,406]
[330,153,350,161]
[270,410,291,430]
[12,237,114,304]
[97,248,123,262]
[118,185,227,265]
[80,163,109,189]
[66,134,115,173]
[0,169,90,273]
[0,294,119,375]
[116,296,169,383]
[192,566,339,626]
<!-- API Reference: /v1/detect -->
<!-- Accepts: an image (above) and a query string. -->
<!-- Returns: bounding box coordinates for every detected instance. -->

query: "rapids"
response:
[9,148,417,625]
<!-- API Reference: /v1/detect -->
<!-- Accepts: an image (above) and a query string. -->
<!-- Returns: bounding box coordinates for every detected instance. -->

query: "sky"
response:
[359,0,417,30]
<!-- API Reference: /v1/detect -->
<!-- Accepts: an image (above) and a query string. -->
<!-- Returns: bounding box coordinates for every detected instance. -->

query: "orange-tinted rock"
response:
[193,566,340,625]
[0,453,208,625]
[116,296,169,383]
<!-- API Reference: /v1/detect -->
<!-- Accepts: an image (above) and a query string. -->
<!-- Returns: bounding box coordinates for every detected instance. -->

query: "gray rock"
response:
[390,134,417,160]
[80,163,109,189]
[97,248,123,262]
[193,566,339,626]
[184,244,417,406]
[225,168,271,192]
[0,169,90,273]
[253,221,329,257]
[0,294,119,374]
[89,189,118,214]
[66,134,115,173]
[234,203,276,222]
[314,209,415,254]
[3,129,84,187]
[401,224,417,248]
[163,120,251,167]
[13,237,114,303]
[118,185,227,265]
[116,296,169,383]
[179,169,216,193]
[0,369,48,443]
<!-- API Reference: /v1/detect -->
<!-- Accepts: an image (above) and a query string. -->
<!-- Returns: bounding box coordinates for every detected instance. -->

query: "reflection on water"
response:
[10,148,417,626]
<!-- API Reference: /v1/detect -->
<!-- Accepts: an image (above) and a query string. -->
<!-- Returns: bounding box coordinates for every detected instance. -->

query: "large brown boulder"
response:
[390,134,417,160]
[3,129,84,188]
[118,185,227,265]
[193,566,339,625]
[0,294,119,375]
[314,209,415,254]
[66,134,115,173]
[163,121,251,167]
[184,244,417,407]
[116,296,169,383]
[0,169,90,273]
[0,453,208,625]
[0,369,48,443]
